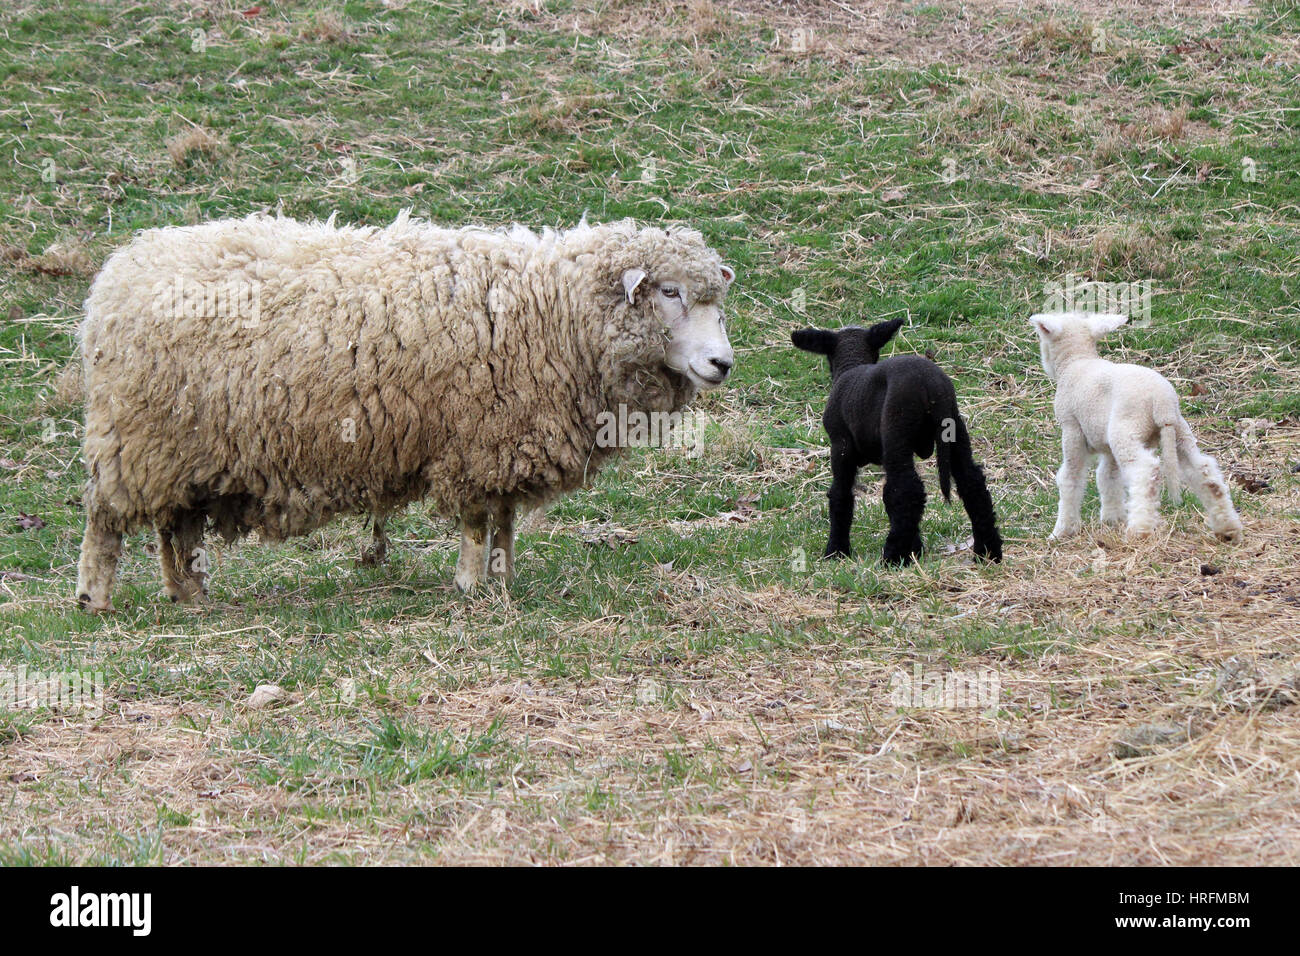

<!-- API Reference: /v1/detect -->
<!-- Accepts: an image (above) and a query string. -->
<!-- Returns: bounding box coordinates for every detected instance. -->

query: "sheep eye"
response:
[661,286,680,299]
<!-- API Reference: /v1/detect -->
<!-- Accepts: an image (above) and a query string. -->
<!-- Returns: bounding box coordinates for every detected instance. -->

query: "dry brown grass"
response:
[166,125,224,168]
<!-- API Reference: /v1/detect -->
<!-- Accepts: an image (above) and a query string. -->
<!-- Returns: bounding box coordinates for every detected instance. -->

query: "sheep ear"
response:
[1029,313,1061,336]
[622,268,648,304]
[720,264,736,286]
[791,328,837,355]
[1087,312,1128,338]
[865,318,905,351]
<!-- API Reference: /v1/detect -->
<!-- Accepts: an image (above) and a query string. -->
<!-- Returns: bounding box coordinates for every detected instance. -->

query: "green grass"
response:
[0,0,1297,865]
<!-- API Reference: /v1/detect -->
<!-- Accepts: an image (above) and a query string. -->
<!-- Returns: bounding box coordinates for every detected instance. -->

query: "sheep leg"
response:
[1111,435,1160,537]
[358,515,389,567]
[1049,427,1090,540]
[823,441,857,559]
[1177,431,1244,542]
[1097,453,1125,527]
[947,424,1002,562]
[75,508,123,613]
[881,455,926,566]
[487,502,515,584]
[454,508,489,592]
[159,510,208,603]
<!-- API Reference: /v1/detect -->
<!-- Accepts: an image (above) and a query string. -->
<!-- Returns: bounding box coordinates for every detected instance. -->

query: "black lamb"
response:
[792,319,1003,566]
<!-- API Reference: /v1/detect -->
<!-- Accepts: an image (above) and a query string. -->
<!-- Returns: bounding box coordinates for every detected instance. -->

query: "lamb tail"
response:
[935,414,954,503]
[1160,423,1182,504]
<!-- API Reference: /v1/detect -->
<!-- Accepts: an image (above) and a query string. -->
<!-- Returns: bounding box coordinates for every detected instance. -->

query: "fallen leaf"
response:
[1230,472,1270,494]
[16,513,45,531]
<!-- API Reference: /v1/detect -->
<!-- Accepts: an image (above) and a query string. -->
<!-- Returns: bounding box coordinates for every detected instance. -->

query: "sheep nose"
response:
[710,357,733,377]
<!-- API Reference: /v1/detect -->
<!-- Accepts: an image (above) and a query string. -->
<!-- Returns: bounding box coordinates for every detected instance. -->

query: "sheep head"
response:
[1029,311,1127,381]
[792,318,904,379]
[617,230,736,393]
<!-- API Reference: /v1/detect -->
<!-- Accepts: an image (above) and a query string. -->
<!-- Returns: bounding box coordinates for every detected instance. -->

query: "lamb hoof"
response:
[881,549,918,567]
[454,571,480,592]
[356,548,386,568]
[822,548,850,561]
[975,541,1003,563]
[1215,528,1243,544]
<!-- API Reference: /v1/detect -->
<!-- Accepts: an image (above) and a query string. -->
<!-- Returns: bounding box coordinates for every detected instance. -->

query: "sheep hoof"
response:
[1215,528,1243,544]
[822,548,850,561]
[356,548,387,568]
[164,581,207,604]
[975,541,1003,563]
[77,592,115,614]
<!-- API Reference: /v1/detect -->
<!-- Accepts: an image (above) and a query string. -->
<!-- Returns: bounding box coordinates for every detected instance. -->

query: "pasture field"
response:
[0,0,1298,865]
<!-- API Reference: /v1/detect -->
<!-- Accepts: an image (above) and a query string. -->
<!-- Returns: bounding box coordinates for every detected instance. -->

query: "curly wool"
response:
[78,212,728,594]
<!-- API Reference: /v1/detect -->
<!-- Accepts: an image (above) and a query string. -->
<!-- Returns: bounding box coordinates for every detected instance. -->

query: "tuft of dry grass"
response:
[166,126,224,168]
[300,10,353,44]
[1,240,95,277]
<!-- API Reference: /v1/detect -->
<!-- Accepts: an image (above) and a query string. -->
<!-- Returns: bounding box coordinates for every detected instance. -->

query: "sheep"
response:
[792,319,1003,566]
[1029,311,1243,543]
[74,212,736,611]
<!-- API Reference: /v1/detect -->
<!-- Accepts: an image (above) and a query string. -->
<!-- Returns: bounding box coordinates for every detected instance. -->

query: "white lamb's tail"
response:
[1160,423,1182,503]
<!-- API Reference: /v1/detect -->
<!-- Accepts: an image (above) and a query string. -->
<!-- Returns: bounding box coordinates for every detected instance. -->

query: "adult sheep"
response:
[75,212,736,611]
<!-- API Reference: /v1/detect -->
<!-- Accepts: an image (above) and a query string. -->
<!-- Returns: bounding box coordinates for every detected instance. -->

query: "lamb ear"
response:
[791,328,837,355]
[622,268,648,304]
[1029,313,1061,336]
[1087,312,1129,338]
[720,264,736,286]
[865,317,905,351]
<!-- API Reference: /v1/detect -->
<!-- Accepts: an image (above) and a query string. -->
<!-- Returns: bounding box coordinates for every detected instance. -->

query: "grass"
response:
[0,0,1297,864]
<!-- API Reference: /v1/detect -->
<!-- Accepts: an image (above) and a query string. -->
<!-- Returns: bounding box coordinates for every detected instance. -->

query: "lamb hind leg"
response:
[1097,454,1125,527]
[948,427,1002,562]
[823,441,857,559]
[1178,434,1244,542]
[881,455,926,566]
[1112,435,1161,537]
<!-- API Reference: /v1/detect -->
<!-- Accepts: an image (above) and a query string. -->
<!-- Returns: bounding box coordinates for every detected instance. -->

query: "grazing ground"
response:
[1,0,1298,865]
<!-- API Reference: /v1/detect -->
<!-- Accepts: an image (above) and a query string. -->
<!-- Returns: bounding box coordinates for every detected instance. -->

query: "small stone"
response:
[247,684,288,710]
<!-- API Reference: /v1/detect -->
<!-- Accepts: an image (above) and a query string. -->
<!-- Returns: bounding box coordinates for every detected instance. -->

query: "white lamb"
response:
[1029,311,1243,543]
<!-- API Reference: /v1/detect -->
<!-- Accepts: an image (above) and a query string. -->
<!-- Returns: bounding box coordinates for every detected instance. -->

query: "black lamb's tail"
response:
[935,416,954,502]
